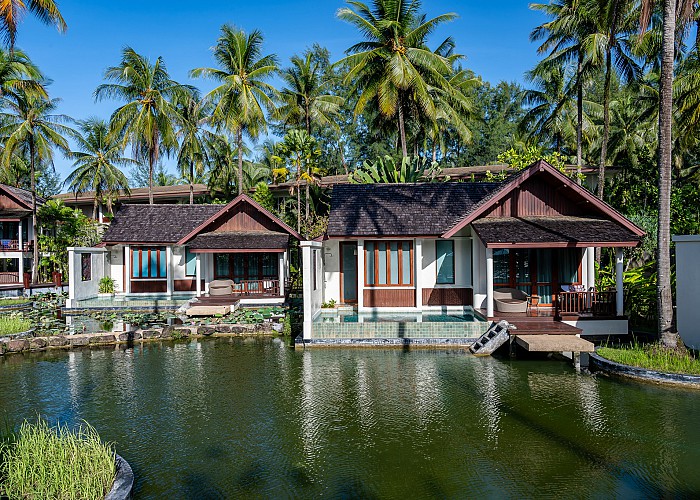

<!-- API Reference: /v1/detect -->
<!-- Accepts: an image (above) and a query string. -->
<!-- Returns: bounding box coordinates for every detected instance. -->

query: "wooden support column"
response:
[615,248,624,317]
[486,247,494,318]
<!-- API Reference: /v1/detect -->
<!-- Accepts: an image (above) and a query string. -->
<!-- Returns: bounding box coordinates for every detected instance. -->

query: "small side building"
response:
[68,194,301,307]
[673,235,700,349]
[0,184,41,289]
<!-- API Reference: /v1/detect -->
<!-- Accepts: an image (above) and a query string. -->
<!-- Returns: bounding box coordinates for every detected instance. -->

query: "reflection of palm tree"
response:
[95,48,193,204]
[66,118,134,219]
[192,26,278,195]
[0,90,74,283]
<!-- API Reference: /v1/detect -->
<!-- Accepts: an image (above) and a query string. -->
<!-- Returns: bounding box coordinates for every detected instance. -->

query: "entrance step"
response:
[469,320,513,356]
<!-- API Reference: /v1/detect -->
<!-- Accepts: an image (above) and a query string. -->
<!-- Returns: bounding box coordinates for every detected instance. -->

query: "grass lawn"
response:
[597,341,700,376]
[0,298,30,306]
[0,316,31,335]
[0,419,116,499]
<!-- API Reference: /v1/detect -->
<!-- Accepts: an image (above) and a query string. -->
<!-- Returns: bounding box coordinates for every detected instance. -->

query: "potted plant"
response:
[98,276,116,298]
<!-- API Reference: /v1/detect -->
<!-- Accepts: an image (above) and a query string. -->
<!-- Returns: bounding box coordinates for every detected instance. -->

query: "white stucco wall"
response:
[674,235,700,349]
[108,246,124,293]
[420,237,472,289]
[302,241,323,339]
[472,236,488,309]
[322,240,341,303]
[67,247,108,307]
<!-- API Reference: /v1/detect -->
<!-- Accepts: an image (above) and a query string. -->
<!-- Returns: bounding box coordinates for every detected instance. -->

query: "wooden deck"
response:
[193,294,282,306]
[477,309,583,336]
[515,334,594,352]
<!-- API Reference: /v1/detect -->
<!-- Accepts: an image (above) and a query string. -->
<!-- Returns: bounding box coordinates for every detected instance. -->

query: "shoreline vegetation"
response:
[597,341,700,376]
[0,419,116,499]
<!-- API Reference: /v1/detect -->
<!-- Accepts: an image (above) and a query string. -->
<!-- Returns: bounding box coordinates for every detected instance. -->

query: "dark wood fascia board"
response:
[102,241,176,246]
[326,234,442,240]
[485,241,640,249]
[189,248,287,253]
[0,217,21,222]
[441,160,645,239]
[176,194,302,245]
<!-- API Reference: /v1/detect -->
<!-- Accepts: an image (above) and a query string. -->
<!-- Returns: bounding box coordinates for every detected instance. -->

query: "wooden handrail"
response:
[0,271,20,284]
[232,279,280,296]
[0,240,32,251]
[556,290,617,316]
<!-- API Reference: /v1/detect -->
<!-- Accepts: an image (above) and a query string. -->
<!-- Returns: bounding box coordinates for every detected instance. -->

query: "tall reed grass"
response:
[598,340,700,375]
[0,316,31,336]
[0,419,116,499]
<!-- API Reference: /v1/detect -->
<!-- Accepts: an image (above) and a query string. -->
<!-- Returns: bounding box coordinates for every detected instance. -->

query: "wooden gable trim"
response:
[176,194,302,245]
[0,185,32,211]
[441,160,645,238]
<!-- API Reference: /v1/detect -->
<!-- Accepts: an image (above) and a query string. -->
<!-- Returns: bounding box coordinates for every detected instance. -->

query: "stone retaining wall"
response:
[590,353,700,388]
[0,323,275,356]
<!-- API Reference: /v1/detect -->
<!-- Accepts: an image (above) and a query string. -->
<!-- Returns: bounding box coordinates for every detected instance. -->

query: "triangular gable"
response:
[177,194,302,245]
[0,184,32,211]
[441,160,645,238]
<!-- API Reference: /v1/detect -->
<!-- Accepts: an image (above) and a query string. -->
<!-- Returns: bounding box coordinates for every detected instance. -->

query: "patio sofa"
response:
[209,279,234,296]
[494,287,529,313]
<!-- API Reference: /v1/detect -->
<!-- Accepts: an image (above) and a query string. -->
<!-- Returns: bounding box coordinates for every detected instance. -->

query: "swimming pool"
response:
[310,308,489,343]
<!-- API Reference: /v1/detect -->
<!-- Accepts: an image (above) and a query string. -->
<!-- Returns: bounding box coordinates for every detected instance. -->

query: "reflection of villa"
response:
[89,194,300,304]
[302,161,644,340]
[0,183,40,287]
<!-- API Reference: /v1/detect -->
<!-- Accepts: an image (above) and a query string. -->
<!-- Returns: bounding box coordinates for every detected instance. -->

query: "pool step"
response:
[469,320,514,356]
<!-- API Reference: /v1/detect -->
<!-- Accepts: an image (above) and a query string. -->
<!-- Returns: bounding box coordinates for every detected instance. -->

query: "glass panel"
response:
[389,242,399,285]
[248,254,260,281]
[401,241,411,284]
[538,285,553,305]
[185,248,196,276]
[141,249,149,277]
[216,254,229,278]
[342,243,358,301]
[150,249,158,277]
[262,253,277,277]
[132,249,140,278]
[378,242,387,285]
[159,249,166,277]
[436,240,455,284]
[493,249,509,285]
[558,249,580,284]
[365,242,375,285]
[537,249,553,304]
[233,255,245,282]
[515,250,530,284]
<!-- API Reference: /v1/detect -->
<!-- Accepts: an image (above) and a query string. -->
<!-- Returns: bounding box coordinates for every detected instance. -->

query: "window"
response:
[81,253,91,281]
[436,240,455,284]
[185,248,196,276]
[131,247,167,279]
[364,240,413,286]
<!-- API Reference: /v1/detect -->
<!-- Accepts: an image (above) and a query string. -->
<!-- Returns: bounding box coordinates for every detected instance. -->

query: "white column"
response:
[471,237,480,298]
[124,245,131,294]
[587,247,595,290]
[486,247,494,318]
[615,248,624,317]
[278,251,285,296]
[357,240,364,311]
[17,220,22,252]
[415,239,423,310]
[195,253,202,297]
[166,246,173,296]
[18,220,24,280]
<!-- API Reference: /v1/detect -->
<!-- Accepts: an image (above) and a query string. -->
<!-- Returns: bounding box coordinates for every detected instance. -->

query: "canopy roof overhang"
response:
[471,216,641,249]
[188,231,290,254]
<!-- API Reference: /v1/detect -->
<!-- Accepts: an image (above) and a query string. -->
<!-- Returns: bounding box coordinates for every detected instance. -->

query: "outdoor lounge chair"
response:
[493,287,529,313]
[209,279,233,296]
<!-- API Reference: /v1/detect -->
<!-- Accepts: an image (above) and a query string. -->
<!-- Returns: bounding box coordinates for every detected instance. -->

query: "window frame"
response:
[364,240,413,287]
[131,246,167,280]
[185,248,196,277]
[435,240,455,285]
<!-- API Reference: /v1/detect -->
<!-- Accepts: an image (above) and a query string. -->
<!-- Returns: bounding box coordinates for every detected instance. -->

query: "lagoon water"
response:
[1,338,699,498]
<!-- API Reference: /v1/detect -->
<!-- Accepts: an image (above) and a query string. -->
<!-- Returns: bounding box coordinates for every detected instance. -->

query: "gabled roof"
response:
[0,183,45,210]
[188,232,290,251]
[102,204,222,244]
[176,194,302,245]
[327,183,500,237]
[54,183,209,204]
[441,160,645,239]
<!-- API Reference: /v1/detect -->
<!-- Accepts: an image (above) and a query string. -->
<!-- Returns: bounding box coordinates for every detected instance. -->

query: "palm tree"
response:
[0,0,66,50]
[277,50,344,134]
[336,0,457,157]
[65,118,134,219]
[0,90,73,283]
[175,95,214,204]
[192,25,278,195]
[0,47,46,97]
[95,47,194,204]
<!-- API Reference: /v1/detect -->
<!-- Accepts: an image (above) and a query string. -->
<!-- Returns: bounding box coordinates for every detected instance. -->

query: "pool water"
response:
[1,338,699,498]
[318,311,483,323]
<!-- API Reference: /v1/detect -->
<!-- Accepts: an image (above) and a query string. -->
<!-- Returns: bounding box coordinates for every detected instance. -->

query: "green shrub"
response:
[321,299,336,308]
[0,298,30,307]
[98,276,115,294]
[0,316,31,335]
[0,419,116,499]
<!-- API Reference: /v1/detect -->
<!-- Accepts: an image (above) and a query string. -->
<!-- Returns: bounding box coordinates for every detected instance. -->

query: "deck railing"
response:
[232,279,280,296]
[555,290,617,316]
[0,271,20,284]
[0,240,32,252]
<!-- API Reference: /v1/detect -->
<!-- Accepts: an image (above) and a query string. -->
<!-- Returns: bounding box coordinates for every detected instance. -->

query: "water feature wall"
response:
[674,235,700,349]
[67,247,108,308]
[302,241,323,339]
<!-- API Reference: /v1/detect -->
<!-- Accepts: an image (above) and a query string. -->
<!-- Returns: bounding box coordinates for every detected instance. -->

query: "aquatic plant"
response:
[0,298,30,306]
[598,340,700,375]
[0,316,31,335]
[0,418,116,499]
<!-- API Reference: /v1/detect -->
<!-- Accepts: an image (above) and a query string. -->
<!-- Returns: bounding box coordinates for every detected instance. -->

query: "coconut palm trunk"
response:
[576,51,584,186]
[29,137,38,284]
[657,0,677,348]
[237,127,244,195]
[92,198,98,220]
[598,49,612,200]
[398,98,408,157]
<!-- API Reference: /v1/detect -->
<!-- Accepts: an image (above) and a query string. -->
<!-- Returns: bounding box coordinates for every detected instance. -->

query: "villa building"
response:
[302,160,644,341]
[0,184,41,287]
[67,194,301,308]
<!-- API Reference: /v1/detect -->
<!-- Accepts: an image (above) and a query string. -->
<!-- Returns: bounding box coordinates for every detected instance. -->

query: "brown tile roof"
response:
[0,209,31,218]
[54,184,209,203]
[102,204,222,244]
[471,216,642,247]
[1,184,45,208]
[188,231,290,250]
[327,183,500,237]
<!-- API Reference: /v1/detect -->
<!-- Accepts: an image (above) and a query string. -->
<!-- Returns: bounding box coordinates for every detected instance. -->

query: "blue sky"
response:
[17,0,547,183]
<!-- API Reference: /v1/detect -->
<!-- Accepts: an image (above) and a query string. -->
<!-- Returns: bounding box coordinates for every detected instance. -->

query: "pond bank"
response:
[590,352,700,388]
[0,323,277,356]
